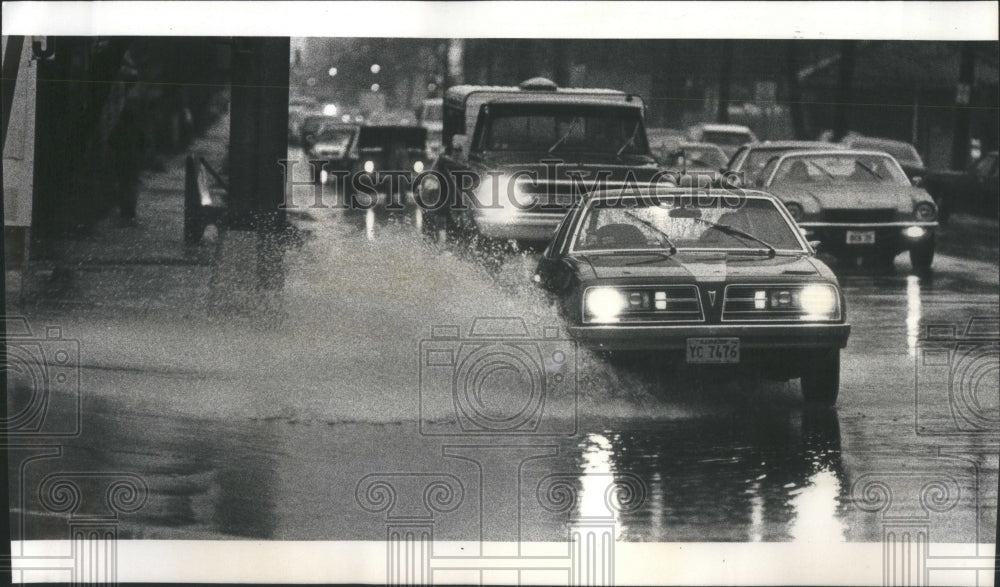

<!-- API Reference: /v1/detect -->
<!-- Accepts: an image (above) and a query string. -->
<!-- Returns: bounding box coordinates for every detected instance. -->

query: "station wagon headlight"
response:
[915,202,936,221]
[585,287,628,323]
[800,284,838,320]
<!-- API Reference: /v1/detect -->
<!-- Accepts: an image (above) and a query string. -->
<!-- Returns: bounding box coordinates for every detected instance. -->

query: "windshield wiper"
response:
[855,161,884,180]
[805,160,836,182]
[693,217,777,257]
[548,117,583,154]
[616,121,641,158]
[623,211,678,254]
[624,251,675,266]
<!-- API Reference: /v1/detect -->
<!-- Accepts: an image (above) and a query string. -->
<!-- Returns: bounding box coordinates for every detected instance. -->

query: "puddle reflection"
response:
[576,407,847,542]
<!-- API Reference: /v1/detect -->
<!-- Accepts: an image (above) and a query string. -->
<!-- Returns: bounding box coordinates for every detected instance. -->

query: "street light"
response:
[371,83,380,92]
[370,63,381,74]
[328,67,338,77]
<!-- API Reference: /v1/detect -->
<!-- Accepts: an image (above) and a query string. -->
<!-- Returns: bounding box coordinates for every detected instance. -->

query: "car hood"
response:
[571,252,834,284]
[477,154,662,182]
[768,183,931,208]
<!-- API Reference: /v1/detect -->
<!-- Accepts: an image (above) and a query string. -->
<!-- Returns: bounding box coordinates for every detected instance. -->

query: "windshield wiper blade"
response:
[694,217,777,257]
[856,161,883,180]
[624,251,675,266]
[548,117,583,154]
[806,160,836,182]
[623,211,678,254]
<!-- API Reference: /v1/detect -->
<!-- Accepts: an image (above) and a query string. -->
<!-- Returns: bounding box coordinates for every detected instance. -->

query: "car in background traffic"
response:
[533,187,850,405]
[686,123,758,158]
[300,115,343,153]
[339,124,428,208]
[841,134,961,222]
[657,142,729,172]
[759,150,939,274]
[289,95,320,145]
[305,122,360,177]
[727,141,844,187]
[417,98,444,159]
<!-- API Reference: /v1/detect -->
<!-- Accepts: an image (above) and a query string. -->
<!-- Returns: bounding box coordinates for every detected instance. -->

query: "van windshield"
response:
[476,103,649,155]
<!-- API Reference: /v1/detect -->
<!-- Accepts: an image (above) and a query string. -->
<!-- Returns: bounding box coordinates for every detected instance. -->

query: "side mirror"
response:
[451,134,468,158]
[808,240,822,251]
[911,176,924,187]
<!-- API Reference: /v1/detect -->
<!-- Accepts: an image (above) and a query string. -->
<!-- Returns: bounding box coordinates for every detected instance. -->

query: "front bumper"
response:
[474,211,564,242]
[799,221,937,253]
[567,322,850,352]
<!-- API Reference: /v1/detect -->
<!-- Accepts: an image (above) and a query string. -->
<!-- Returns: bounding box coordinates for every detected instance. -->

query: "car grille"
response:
[587,285,704,324]
[821,209,897,223]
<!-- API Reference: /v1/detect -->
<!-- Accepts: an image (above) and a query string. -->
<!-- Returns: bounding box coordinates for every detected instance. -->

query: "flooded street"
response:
[8,171,998,546]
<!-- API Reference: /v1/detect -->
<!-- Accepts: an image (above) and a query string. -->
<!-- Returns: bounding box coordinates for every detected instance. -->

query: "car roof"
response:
[843,135,914,148]
[774,148,899,159]
[583,186,780,202]
[680,142,726,150]
[747,140,842,149]
[693,123,754,133]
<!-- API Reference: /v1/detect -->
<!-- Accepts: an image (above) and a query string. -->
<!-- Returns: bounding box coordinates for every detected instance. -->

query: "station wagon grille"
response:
[822,209,896,223]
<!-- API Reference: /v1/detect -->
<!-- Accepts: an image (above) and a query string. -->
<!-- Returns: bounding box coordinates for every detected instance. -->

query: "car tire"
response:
[800,349,840,406]
[910,235,935,276]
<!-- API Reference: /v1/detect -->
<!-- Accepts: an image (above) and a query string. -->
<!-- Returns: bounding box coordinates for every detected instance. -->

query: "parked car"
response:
[841,134,961,222]
[922,150,999,218]
[686,123,758,158]
[420,77,665,249]
[727,141,845,187]
[759,150,939,274]
[533,187,850,405]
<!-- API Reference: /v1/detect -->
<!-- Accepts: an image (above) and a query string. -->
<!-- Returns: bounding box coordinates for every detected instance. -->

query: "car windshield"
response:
[572,197,803,252]
[315,128,355,148]
[851,140,923,167]
[478,104,649,155]
[769,154,909,186]
[422,102,443,122]
[702,130,753,147]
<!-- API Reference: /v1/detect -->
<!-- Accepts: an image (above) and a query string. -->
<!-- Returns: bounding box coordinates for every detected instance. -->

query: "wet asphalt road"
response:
[7,181,999,546]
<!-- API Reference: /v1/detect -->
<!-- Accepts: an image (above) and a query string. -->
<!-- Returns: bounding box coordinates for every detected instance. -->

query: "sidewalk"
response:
[8,114,231,318]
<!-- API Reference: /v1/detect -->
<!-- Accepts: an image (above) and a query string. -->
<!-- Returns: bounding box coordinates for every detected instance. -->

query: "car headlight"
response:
[413,160,424,173]
[477,174,529,222]
[584,287,628,323]
[320,169,329,183]
[363,160,375,174]
[785,202,804,222]
[915,202,936,221]
[800,284,839,320]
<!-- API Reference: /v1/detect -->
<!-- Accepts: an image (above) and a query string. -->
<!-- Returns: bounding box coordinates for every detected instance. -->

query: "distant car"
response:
[533,187,850,405]
[759,150,939,274]
[300,115,342,152]
[727,141,844,187]
[922,150,999,219]
[305,123,360,177]
[289,96,320,145]
[646,127,686,154]
[339,125,428,208]
[417,98,444,159]
[657,142,729,172]
[686,123,758,158]
[841,134,958,222]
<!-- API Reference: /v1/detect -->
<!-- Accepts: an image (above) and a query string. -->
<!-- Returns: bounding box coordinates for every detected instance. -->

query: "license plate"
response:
[686,338,740,364]
[846,230,876,245]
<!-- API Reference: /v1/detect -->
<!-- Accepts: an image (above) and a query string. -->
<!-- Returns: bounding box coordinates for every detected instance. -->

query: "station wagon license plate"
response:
[846,230,876,245]
[686,338,740,364]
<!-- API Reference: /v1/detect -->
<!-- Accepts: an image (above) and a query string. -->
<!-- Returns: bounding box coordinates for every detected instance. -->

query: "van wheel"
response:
[800,349,840,406]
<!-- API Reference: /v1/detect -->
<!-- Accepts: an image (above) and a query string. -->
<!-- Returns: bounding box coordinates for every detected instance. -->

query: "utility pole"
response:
[785,41,806,139]
[717,40,734,123]
[832,40,856,141]
[951,42,975,170]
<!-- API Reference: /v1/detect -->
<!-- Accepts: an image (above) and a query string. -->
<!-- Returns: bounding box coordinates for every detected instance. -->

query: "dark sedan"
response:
[533,187,850,405]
